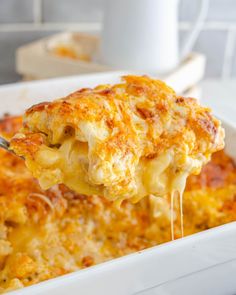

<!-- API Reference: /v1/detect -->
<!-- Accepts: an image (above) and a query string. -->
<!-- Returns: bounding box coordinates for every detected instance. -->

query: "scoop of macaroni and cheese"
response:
[10,75,225,203]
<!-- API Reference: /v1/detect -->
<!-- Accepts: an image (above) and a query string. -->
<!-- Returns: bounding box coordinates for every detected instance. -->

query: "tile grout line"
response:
[0,22,102,32]
[0,22,236,32]
[33,0,43,24]
[179,22,236,30]
[222,30,235,79]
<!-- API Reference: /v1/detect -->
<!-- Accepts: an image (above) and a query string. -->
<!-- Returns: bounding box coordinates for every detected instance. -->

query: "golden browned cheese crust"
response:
[0,116,235,293]
[10,75,225,202]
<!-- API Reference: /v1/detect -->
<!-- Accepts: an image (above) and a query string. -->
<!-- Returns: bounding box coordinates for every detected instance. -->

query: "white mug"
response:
[101,0,208,74]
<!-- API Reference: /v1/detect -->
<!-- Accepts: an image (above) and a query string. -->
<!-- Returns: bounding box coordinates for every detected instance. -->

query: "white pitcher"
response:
[101,0,209,74]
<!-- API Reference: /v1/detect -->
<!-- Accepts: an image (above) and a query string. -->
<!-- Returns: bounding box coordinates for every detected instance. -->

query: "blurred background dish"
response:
[15,32,206,97]
[0,0,236,85]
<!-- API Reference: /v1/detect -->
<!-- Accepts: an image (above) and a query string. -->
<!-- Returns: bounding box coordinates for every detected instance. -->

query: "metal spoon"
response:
[0,136,10,151]
[0,136,23,158]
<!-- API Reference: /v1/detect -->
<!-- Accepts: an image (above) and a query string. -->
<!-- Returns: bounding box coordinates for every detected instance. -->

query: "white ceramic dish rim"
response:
[0,73,235,295]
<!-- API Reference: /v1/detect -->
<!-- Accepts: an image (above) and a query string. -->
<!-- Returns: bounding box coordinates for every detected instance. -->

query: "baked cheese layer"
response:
[10,75,225,202]
[0,116,235,293]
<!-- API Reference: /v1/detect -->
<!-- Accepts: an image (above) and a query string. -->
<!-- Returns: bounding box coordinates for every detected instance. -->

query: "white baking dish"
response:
[0,73,235,295]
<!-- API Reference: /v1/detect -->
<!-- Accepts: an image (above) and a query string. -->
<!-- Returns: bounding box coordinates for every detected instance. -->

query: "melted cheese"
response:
[0,116,235,294]
[10,75,225,204]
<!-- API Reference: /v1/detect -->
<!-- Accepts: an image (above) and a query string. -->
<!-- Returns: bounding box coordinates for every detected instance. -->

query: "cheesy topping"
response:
[0,116,235,293]
[10,75,225,202]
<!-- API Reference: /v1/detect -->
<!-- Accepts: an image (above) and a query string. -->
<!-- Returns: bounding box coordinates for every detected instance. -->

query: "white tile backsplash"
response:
[192,30,228,77]
[180,0,236,22]
[0,0,236,83]
[207,0,236,22]
[42,0,104,23]
[231,37,236,77]
[0,0,34,23]
[180,29,228,77]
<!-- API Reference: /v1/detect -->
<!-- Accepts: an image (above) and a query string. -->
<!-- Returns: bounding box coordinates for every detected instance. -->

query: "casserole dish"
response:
[0,72,235,295]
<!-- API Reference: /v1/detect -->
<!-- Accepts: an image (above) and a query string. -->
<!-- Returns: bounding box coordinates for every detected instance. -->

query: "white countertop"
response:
[201,79,236,125]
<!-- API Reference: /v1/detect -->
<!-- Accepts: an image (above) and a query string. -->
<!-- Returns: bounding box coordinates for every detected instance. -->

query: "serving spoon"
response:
[0,136,23,158]
[0,137,10,151]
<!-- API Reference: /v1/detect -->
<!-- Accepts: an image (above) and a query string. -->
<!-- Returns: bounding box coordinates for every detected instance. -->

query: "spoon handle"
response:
[0,136,24,159]
[0,137,10,151]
